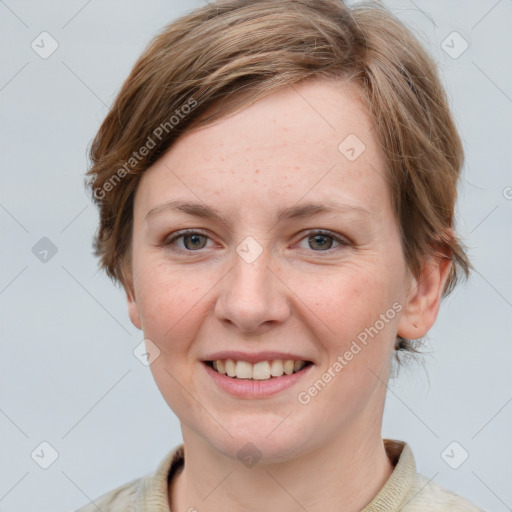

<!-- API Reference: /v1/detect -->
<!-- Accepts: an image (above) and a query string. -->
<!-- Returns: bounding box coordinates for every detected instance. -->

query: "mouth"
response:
[203,359,313,380]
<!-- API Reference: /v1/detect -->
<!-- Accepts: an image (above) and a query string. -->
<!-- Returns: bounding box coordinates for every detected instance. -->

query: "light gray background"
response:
[1,1,511,511]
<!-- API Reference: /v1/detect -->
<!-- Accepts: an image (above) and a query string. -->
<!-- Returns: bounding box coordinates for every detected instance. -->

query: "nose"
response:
[214,246,291,333]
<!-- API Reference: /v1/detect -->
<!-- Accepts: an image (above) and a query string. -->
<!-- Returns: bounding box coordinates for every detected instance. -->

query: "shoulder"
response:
[73,475,143,512]
[366,440,485,512]
[73,444,184,512]
[402,473,485,512]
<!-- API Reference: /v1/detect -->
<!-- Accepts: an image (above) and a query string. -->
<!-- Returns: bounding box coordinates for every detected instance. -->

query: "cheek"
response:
[135,263,208,355]
[304,262,400,392]
[312,264,400,334]
[303,271,398,418]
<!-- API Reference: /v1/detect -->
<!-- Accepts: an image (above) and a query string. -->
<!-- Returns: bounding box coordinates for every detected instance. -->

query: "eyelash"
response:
[160,229,350,255]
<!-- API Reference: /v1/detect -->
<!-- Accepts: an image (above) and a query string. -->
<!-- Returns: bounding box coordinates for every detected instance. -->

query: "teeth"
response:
[210,359,308,380]
[252,361,271,380]
[283,360,294,375]
[235,360,252,379]
[270,359,284,377]
[225,359,236,377]
[293,360,304,372]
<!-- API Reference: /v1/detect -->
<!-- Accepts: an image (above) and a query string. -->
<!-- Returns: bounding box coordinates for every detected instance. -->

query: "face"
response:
[125,79,440,463]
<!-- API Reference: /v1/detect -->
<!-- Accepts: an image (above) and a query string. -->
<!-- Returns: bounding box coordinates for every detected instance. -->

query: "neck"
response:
[169,424,394,512]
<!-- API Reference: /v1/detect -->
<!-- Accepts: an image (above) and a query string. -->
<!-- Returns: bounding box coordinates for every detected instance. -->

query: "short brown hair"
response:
[84,0,471,353]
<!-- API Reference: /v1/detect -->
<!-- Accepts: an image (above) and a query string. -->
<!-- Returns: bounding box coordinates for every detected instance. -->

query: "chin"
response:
[197,418,311,465]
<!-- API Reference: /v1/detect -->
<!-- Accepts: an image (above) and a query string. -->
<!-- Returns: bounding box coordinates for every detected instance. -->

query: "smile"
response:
[205,359,313,380]
[202,358,314,398]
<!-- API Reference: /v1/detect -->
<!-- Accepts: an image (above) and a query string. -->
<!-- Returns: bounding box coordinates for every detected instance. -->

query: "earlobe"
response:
[123,275,142,331]
[121,260,142,331]
[126,289,142,330]
[397,255,452,340]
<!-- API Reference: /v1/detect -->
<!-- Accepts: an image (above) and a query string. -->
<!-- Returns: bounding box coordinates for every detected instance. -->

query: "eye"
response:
[160,228,350,255]
[297,230,349,253]
[162,229,213,252]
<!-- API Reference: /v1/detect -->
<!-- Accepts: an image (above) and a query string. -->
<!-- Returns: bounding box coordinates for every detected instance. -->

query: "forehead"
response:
[135,79,390,219]
[178,79,372,163]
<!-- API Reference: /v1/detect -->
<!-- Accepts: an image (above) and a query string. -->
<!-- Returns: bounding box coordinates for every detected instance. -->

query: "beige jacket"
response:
[74,439,485,511]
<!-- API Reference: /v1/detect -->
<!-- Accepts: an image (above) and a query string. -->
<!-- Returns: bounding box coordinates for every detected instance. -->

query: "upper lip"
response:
[202,351,313,364]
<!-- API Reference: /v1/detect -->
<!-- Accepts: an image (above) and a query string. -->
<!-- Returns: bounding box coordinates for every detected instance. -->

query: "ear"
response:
[397,250,452,340]
[122,265,142,331]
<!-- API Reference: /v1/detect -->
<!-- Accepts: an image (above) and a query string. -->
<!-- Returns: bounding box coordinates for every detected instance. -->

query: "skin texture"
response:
[124,79,451,512]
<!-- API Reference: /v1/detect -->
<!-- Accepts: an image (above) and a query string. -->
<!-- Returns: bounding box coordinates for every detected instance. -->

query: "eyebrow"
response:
[145,199,370,224]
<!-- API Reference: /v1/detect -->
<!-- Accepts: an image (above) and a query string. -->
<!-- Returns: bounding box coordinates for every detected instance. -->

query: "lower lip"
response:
[202,363,313,398]
[202,362,314,399]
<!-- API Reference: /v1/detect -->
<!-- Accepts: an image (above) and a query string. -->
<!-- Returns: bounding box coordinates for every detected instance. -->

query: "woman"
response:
[78,0,483,510]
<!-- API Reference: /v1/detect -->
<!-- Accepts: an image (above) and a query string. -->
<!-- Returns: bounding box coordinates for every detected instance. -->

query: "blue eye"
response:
[298,230,349,253]
[161,229,349,254]
[163,229,212,252]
